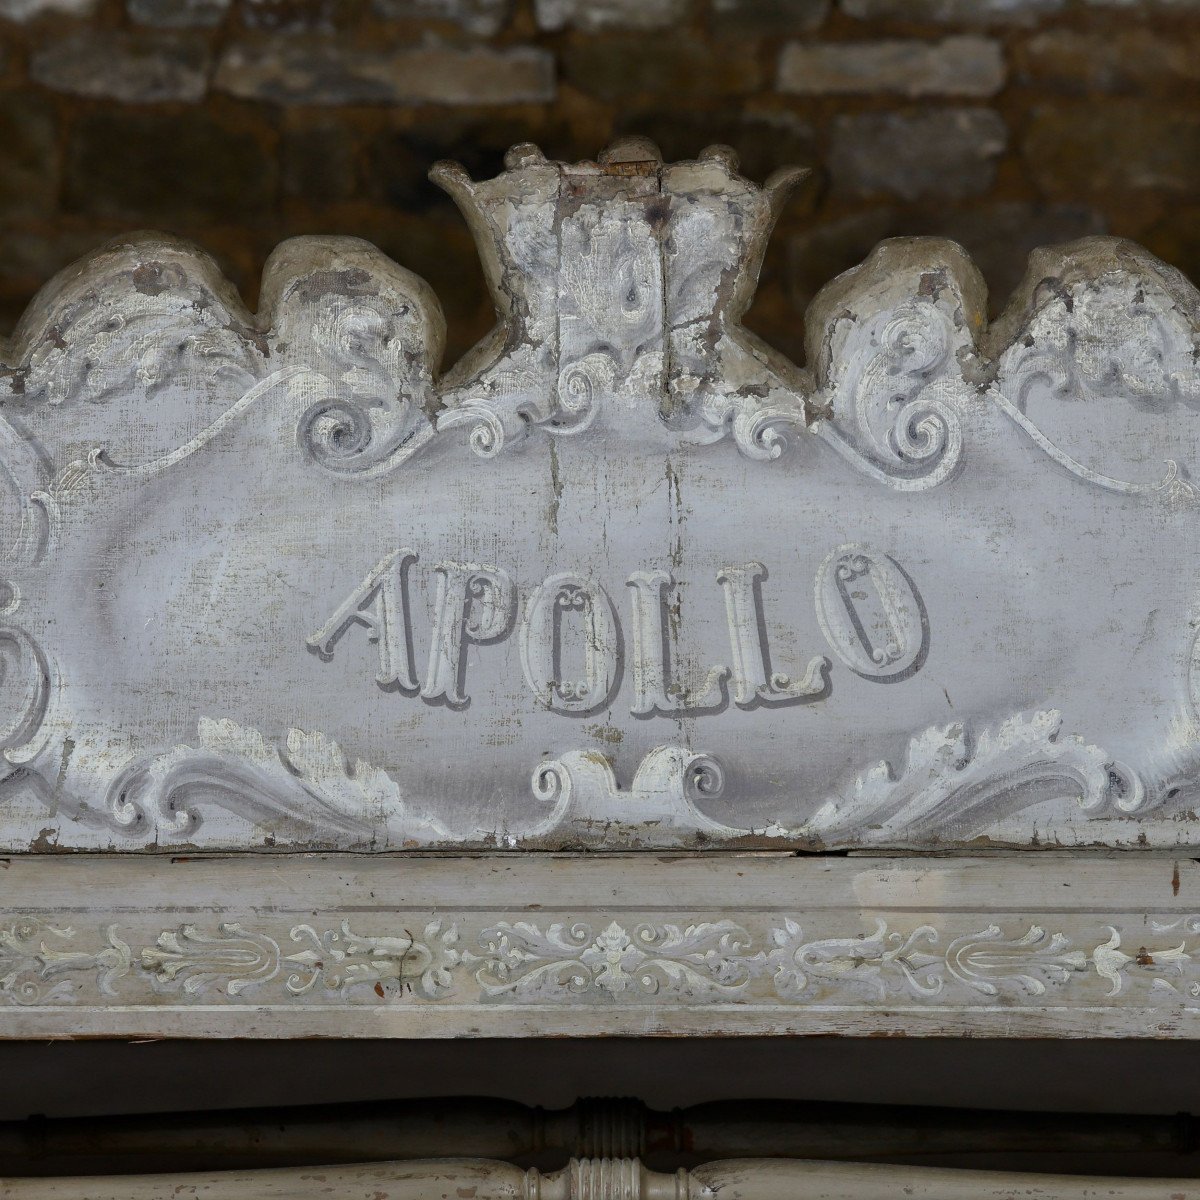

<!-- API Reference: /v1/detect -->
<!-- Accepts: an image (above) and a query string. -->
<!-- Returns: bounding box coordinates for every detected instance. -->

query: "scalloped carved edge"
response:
[1,142,1198,502]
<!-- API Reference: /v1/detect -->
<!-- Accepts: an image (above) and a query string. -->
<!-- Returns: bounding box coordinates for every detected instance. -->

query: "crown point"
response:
[762,165,812,216]
[428,159,474,195]
[699,143,740,173]
[598,136,663,167]
[504,143,548,171]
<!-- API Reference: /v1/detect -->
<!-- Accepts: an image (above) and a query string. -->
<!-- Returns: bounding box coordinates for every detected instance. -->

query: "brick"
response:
[30,32,211,102]
[369,0,510,34]
[215,42,555,105]
[1025,103,1200,195]
[364,116,577,210]
[0,229,114,293]
[127,0,230,26]
[924,202,1107,308]
[829,108,1007,201]
[1083,0,1200,7]
[0,0,95,19]
[534,0,686,31]
[840,0,1062,22]
[1142,205,1200,300]
[0,94,59,221]
[240,0,334,30]
[1014,29,1200,91]
[562,36,762,102]
[778,37,1004,97]
[65,110,276,224]
[712,0,829,33]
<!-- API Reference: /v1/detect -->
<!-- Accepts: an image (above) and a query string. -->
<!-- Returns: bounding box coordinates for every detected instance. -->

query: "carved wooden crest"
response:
[2,136,1199,854]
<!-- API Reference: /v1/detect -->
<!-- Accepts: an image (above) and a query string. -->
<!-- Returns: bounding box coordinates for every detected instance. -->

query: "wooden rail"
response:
[0,1097,1194,1177]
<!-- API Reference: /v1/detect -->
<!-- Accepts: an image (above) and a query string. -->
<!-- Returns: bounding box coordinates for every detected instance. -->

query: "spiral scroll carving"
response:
[816,301,966,491]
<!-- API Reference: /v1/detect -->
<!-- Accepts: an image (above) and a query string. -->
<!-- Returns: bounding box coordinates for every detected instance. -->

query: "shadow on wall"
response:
[1,0,1199,367]
[0,1036,1194,1116]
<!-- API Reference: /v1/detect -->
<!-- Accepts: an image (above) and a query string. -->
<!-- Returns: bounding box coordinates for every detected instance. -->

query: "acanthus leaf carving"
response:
[0,919,130,1004]
[795,710,1147,846]
[103,716,452,847]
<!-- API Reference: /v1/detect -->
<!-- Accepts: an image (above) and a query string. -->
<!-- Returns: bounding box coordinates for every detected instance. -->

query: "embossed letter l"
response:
[717,562,829,708]
[626,570,728,715]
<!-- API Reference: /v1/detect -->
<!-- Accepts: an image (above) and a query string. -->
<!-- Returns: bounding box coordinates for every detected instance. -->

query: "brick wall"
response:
[0,0,1198,368]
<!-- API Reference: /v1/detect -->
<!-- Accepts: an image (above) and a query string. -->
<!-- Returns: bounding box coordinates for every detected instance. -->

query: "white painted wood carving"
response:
[2,135,1200,1042]
[1,136,1196,854]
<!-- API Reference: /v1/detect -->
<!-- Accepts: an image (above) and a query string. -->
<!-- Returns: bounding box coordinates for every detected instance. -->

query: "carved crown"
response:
[427,137,812,447]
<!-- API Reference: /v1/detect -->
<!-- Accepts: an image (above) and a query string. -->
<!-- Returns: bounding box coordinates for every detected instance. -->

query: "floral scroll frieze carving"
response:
[463,920,757,1000]
[0,919,131,1004]
[141,919,460,1000]
[6,913,1200,1010]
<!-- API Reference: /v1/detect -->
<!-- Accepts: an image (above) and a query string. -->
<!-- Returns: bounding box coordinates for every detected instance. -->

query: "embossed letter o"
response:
[519,573,620,715]
[814,543,927,682]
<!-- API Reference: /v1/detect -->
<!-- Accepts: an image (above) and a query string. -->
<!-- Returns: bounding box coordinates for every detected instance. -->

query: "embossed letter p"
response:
[421,561,515,709]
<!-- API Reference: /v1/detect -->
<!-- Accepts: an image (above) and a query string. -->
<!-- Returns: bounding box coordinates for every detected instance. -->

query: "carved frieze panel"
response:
[1,138,1198,852]
[3,854,1199,1040]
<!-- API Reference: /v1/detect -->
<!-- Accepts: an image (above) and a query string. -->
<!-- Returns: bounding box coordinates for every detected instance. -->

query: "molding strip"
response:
[1,853,1198,1039]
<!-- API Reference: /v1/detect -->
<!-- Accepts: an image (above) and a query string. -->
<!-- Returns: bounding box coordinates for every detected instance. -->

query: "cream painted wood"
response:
[2,852,1200,1038]
[4,1158,1200,1200]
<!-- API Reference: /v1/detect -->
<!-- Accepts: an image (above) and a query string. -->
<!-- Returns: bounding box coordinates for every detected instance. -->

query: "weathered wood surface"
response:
[0,138,1198,853]
[3,852,1200,1038]
[4,1157,1200,1200]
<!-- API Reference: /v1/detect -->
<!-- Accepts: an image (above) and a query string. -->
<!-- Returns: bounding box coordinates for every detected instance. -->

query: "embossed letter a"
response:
[306,549,419,692]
